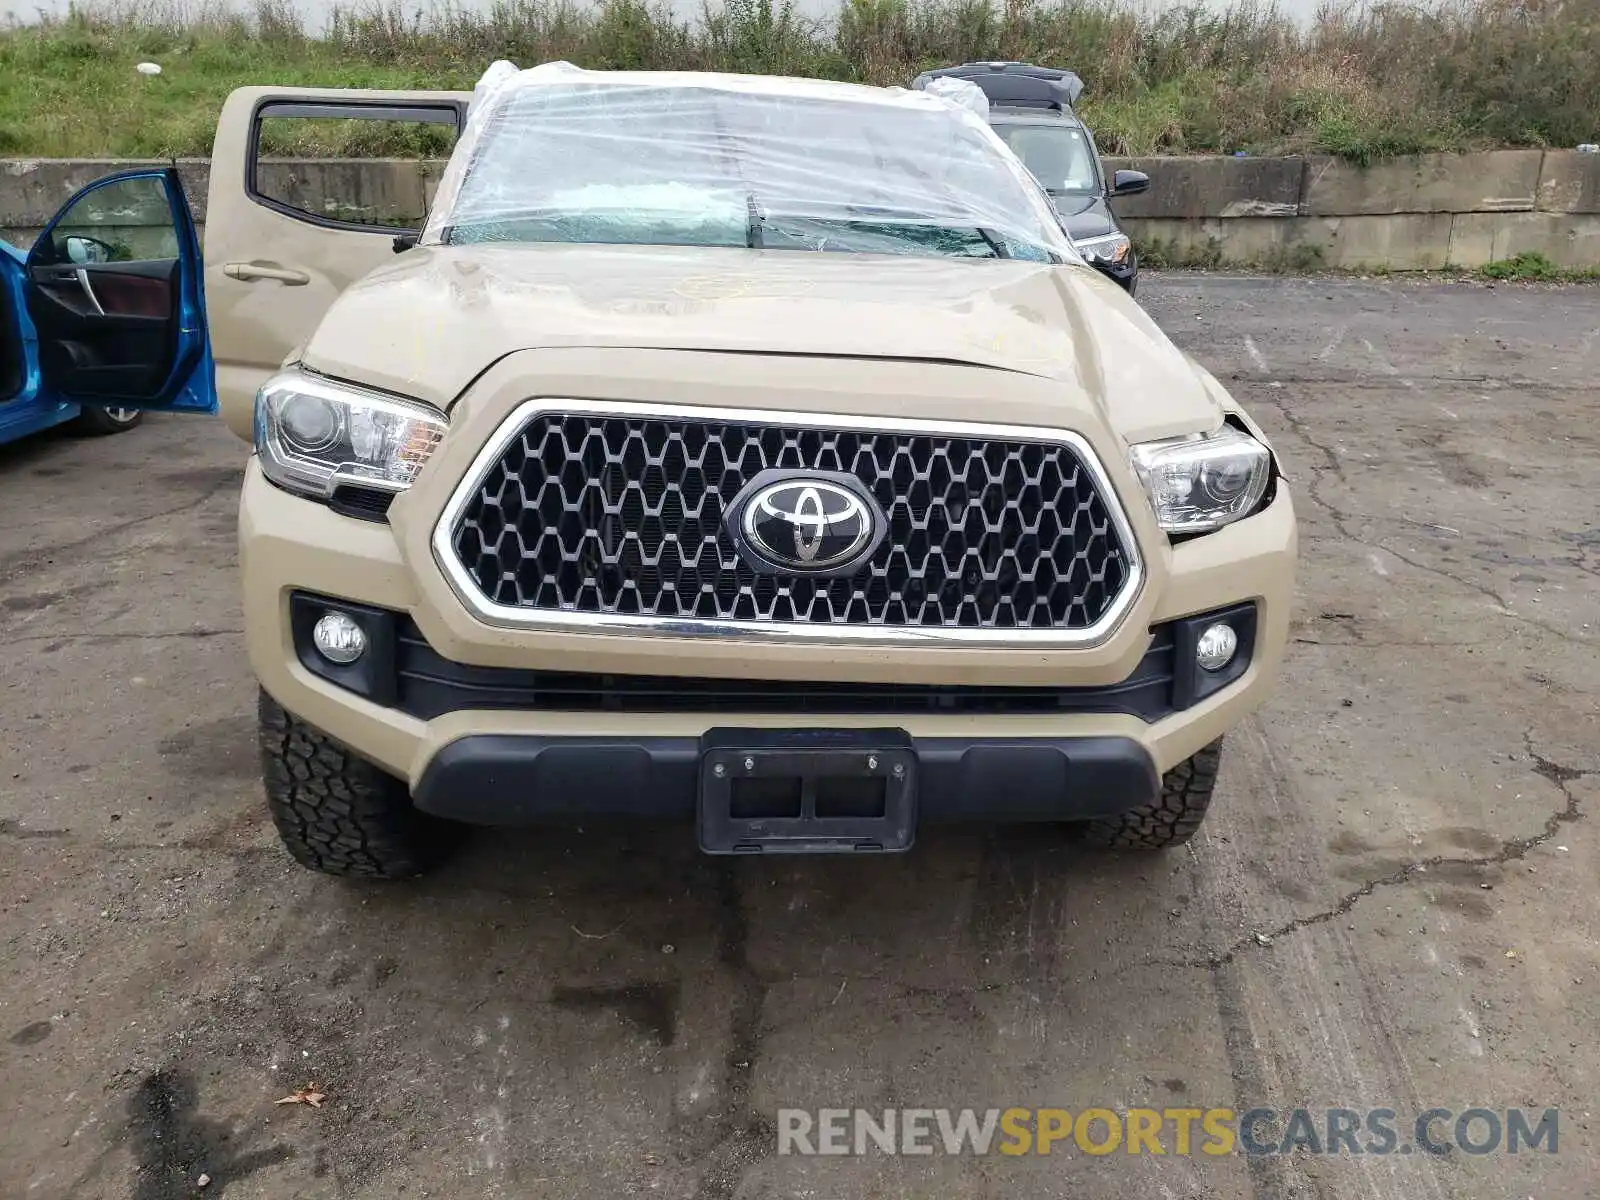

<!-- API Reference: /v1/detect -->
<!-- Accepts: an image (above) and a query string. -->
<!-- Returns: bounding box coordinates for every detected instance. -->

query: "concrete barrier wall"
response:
[5,151,1600,270]
[1105,150,1600,270]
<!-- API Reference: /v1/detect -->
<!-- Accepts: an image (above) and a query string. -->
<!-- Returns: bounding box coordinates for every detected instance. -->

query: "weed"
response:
[1133,234,1223,270]
[1482,252,1561,281]
[1480,252,1599,282]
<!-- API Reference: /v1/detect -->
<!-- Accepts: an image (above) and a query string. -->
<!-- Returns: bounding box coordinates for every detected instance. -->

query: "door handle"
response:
[75,268,106,315]
[223,262,310,285]
[33,266,105,314]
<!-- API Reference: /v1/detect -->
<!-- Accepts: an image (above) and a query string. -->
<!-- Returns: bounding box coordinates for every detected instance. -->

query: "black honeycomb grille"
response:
[449,412,1132,631]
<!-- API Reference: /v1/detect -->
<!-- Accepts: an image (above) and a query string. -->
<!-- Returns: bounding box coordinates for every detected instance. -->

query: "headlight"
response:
[254,370,447,501]
[1074,232,1131,266]
[1131,426,1272,534]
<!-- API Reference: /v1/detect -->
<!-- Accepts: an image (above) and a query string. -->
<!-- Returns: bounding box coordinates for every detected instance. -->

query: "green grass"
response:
[1478,252,1600,282]
[1480,251,1562,280]
[1,0,1598,159]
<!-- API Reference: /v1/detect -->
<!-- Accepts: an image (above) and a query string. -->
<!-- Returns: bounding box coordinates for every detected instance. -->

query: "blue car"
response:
[0,166,219,447]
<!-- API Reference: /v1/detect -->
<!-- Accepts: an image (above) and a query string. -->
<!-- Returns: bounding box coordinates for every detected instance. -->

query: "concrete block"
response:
[1304,214,1454,268]
[1445,212,1498,267]
[1535,151,1600,214]
[255,159,427,227]
[419,158,450,210]
[1123,216,1318,265]
[1103,155,1303,220]
[1128,213,1454,270]
[0,160,142,225]
[0,159,209,225]
[1123,216,1254,262]
[177,162,211,221]
[1448,211,1600,268]
[1301,152,1543,216]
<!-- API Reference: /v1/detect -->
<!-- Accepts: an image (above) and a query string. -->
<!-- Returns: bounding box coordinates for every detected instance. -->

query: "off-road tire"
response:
[259,690,457,879]
[70,406,143,436]
[1081,738,1222,850]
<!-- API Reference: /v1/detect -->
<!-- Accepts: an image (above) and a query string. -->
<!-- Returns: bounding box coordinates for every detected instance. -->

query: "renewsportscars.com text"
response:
[776,1106,1559,1157]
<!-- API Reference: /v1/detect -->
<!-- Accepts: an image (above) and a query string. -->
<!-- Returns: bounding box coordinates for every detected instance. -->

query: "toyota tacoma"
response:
[9,65,1296,876]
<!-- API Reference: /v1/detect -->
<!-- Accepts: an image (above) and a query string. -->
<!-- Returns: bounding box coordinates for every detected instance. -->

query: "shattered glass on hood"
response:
[423,65,1078,263]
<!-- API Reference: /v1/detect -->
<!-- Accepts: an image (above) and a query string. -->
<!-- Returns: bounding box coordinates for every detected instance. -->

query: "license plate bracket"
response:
[697,728,917,855]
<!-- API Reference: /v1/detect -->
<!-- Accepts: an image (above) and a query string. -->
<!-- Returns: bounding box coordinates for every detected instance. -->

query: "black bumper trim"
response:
[392,617,1178,721]
[286,591,1259,726]
[411,732,1160,826]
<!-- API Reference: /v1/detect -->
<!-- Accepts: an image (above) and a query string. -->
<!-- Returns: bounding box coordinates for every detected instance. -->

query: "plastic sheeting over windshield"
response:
[423,64,1076,263]
[921,75,990,121]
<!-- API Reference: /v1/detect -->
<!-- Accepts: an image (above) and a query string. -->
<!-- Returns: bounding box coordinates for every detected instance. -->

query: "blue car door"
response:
[22,167,217,414]
[1,242,43,410]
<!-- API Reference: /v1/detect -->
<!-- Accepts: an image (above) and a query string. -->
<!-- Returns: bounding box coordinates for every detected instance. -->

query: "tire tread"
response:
[259,691,453,879]
[1082,738,1223,850]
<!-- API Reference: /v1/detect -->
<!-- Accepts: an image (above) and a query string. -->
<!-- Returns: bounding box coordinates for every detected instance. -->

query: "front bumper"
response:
[412,730,1159,826]
[241,440,1297,828]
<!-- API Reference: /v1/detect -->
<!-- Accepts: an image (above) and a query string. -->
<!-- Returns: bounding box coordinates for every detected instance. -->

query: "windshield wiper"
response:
[833,208,1012,259]
[975,228,1012,259]
[745,193,765,249]
[770,212,1014,259]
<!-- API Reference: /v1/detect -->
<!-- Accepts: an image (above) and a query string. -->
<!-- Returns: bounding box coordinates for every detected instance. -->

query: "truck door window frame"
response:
[245,99,466,235]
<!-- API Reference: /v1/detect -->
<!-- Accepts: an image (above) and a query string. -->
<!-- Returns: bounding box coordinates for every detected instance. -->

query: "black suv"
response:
[911,62,1149,295]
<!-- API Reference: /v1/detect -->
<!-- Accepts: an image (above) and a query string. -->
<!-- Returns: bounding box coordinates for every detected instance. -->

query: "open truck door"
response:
[205,87,470,440]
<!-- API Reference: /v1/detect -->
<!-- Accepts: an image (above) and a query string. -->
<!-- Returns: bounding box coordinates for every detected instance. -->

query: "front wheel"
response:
[1081,739,1221,850]
[70,406,143,437]
[258,691,459,879]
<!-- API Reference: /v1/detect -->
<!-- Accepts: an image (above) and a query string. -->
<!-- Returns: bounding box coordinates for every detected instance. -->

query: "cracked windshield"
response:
[434,83,1070,261]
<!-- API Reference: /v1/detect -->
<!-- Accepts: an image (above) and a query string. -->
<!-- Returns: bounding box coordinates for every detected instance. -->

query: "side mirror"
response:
[1110,169,1150,198]
[64,234,114,264]
[393,232,419,254]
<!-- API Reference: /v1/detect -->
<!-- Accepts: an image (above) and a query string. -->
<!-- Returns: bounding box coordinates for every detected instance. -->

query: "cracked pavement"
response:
[2,273,1597,1199]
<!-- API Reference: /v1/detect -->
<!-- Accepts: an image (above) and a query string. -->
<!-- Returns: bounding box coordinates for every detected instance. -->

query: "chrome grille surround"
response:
[431,400,1145,647]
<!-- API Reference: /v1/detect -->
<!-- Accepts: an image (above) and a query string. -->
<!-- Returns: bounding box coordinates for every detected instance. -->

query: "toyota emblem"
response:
[736,476,884,574]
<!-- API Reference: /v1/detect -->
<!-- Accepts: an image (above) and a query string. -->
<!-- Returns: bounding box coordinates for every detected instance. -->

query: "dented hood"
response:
[299,243,1225,444]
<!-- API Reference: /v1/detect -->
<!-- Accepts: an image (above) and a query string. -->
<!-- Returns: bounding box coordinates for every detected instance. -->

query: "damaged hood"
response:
[300,243,1225,443]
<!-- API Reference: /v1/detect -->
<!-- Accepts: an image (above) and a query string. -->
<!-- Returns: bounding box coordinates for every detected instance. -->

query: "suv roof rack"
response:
[910,61,1085,111]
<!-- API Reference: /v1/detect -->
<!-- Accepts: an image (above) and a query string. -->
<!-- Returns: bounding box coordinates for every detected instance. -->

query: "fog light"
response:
[1196,622,1238,672]
[312,611,366,664]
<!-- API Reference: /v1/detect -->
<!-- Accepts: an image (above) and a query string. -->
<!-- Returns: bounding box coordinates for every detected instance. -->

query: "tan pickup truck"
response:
[8,66,1296,877]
